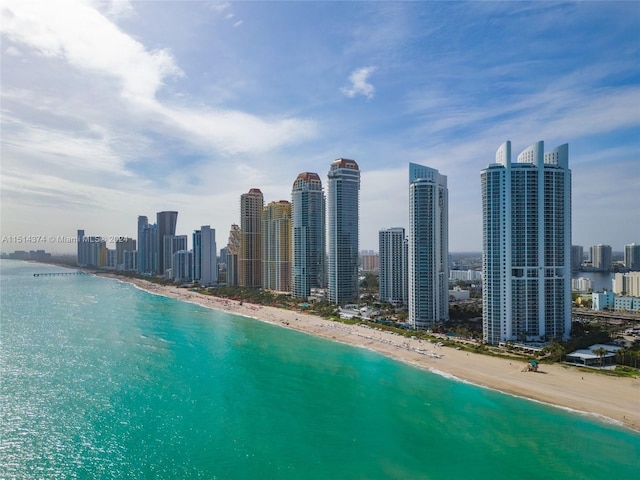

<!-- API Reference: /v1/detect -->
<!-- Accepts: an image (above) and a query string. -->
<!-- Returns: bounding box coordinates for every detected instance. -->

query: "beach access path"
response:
[102,274,640,432]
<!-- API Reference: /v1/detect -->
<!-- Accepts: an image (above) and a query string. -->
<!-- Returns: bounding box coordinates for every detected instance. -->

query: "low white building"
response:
[566,344,621,369]
[449,269,482,282]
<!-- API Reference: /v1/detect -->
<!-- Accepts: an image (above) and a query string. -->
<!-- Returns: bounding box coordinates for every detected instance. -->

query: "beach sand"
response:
[104,275,640,432]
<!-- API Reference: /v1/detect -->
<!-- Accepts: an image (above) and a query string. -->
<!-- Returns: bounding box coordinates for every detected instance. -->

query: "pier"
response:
[33,272,90,277]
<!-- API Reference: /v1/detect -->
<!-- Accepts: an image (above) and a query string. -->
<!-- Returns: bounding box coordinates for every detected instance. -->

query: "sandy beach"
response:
[105,275,640,432]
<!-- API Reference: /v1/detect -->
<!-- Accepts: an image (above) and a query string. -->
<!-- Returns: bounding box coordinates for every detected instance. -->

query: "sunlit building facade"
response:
[481,141,571,345]
[408,163,449,329]
[239,189,264,288]
[291,172,326,299]
[379,227,408,306]
[262,200,292,293]
[327,158,360,304]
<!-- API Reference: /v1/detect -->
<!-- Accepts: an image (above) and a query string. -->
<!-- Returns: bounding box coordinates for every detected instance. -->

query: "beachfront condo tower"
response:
[291,172,326,299]
[481,141,571,345]
[239,188,264,288]
[193,226,217,286]
[327,158,360,304]
[408,163,449,329]
[157,211,178,275]
[379,227,408,307]
[262,200,292,293]
[226,224,241,287]
[137,216,148,274]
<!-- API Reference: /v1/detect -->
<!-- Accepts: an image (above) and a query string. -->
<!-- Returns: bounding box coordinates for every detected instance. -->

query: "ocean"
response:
[1,260,638,479]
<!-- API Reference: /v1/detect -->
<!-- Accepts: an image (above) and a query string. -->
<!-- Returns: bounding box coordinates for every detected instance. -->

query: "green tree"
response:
[592,347,608,368]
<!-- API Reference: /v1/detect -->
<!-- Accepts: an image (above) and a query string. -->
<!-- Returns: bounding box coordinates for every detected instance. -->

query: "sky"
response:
[1,0,639,255]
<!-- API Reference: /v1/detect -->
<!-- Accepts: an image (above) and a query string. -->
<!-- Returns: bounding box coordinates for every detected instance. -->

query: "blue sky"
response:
[1,0,639,254]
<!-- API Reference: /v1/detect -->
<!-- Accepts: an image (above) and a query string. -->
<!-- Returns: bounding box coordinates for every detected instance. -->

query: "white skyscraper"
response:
[481,141,571,345]
[408,163,449,329]
[379,227,408,306]
[193,226,217,286]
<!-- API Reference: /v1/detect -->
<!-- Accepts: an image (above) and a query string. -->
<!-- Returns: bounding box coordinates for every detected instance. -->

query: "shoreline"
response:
[101,273,640,432]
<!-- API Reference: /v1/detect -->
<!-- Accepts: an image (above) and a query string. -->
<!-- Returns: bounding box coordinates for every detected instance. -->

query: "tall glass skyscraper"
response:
[239,188,264,288]
[327,158,360,305]
[137,216,148,274]
[157,211,178,275]
[408,163,449,329]
[291,172,326,299]
[481,141,571,345]
[193,226,217,286]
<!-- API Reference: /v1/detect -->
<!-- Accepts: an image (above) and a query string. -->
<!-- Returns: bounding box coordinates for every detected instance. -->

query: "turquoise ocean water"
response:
[1,260,638,479]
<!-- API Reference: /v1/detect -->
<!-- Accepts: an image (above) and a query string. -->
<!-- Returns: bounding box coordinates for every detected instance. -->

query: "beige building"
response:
[239,188,264,288]
[262,200,292,293]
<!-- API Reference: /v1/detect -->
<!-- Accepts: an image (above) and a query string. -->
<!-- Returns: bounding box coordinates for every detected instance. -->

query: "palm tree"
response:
[592,347,608,368]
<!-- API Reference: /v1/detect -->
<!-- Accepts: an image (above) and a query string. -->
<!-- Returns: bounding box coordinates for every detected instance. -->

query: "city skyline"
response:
[1,1,639,254]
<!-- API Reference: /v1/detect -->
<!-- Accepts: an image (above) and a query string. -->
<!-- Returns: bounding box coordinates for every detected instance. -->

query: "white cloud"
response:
[150,103,317,155]
[100,0,134,20]
[341,66,377,100]
[1,0,316,156]
[210,2,231,13]
[4,45,21,56]
[1,0,182,101]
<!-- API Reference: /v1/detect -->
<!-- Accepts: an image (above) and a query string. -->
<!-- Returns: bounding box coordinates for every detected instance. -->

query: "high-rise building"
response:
[226,224,241,286]
[162,235,175,276]
[193,229,202,282]
[481,141,571,345]
[624,243,640,271]
[115,237,136,270]
[76,229,106,268]
[590,244,612,271]
[239,189,264,288]
[379,227,408,306]
[613,271,640,297]
[327,158,360,304]
[137,216,148,274]
[262,200,292,292]
[77,229,86,266]
[162,234,187,278]
[291,172,326,299]
[192,226,217,286]
[408,163,449,329]
[172,250,193,283]
[571,245,584,272]
[157,211,178,275]
[123,250,137,272]
[201,226,218,286]
[139,223,158,275]
[360,251,379,273]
